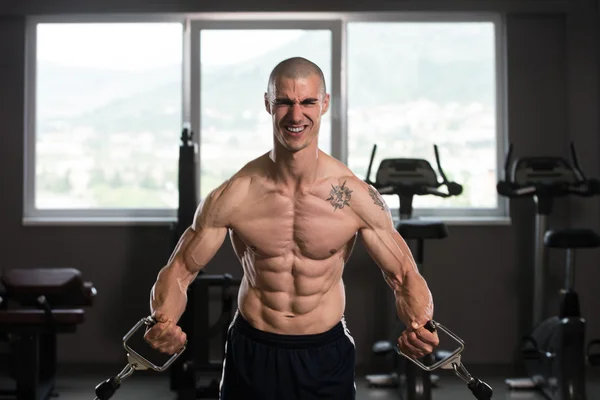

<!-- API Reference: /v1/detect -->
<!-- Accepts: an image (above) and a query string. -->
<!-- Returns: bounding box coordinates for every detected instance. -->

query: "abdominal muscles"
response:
[228,186,357,334]
[231,232,350,334]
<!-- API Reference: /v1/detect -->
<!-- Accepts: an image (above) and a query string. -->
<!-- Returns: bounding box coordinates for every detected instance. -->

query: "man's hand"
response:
[144,310,187,355]
[397,319,440,360]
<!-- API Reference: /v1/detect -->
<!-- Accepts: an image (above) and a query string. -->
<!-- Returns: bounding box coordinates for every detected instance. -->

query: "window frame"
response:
[23,14,188,225]
[189,19,343,200]
[342,12,508,220]
[22,12,508,226]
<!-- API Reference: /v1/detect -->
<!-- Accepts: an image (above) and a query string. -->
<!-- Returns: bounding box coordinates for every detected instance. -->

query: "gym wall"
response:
[1,0,600,372]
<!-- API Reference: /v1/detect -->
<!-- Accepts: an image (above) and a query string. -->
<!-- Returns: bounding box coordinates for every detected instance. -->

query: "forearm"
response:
[355,183,435,329]
[384,268,434,329]
[150,261,198,323]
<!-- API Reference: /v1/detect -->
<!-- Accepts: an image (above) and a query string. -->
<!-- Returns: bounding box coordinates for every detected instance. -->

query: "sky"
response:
[36,21,493,71]
[37,23,306,71]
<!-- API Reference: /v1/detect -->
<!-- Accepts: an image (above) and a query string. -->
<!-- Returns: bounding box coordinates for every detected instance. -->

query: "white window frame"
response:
[22,12,508,226]
[22,14,188,225]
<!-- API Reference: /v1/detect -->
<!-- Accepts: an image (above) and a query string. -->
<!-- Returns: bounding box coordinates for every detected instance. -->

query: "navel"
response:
[329,249,337,254]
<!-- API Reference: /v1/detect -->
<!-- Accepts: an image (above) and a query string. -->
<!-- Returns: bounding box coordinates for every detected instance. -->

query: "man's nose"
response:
[288,103,304,123]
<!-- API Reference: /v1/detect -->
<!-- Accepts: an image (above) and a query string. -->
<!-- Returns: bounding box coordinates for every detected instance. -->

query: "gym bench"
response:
[0,268,96,400]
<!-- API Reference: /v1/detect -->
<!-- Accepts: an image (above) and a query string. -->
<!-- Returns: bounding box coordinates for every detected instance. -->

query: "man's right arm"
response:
[149,181,231,326]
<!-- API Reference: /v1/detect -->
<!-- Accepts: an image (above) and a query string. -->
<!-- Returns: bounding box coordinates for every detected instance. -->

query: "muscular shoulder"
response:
[193,154,270,229]
[336,175,392,229]
[321,158,392,230]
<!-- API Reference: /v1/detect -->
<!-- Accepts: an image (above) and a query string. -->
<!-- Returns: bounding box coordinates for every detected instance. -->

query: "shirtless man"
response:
[144,57,439,399]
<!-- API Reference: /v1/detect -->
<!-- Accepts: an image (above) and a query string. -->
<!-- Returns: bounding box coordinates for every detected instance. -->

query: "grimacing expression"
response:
[264,74,330,152]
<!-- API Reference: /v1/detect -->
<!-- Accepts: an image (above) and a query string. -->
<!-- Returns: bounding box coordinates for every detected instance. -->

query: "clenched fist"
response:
[144,311,187,355]
[397,320,440,360]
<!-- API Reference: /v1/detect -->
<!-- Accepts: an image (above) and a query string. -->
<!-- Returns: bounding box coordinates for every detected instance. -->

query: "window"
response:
[194,26,333,198]
[25,20,184,221]
[24,14,505,224]
[346,20,501,216]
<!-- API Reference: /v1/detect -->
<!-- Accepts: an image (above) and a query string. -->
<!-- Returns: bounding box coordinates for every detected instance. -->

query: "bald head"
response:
[267,57,326,99]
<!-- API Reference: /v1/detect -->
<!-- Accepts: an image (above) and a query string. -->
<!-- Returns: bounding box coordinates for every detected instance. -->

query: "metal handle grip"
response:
[396,320,465,371]
[395,320,493,400]
[122,316,187,372]
[93,315,188,399]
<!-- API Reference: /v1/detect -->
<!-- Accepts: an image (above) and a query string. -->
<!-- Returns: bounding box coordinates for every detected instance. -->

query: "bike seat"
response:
[544,228,600,249]
[396,220,448,240]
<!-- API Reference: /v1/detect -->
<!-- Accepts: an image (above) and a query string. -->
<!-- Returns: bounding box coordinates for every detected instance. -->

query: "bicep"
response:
[163,225,227,287]
[166,183,231,279]
[181,224,228,272]
[356,184,418,277]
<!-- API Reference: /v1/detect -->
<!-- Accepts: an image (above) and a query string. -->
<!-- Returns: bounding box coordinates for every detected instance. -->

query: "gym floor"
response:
[11,365,598,399]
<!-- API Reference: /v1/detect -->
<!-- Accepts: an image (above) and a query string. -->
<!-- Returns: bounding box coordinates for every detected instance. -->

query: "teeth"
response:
[286,126,305,133]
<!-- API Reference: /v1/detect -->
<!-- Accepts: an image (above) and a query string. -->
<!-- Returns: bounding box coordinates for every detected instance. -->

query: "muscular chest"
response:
[231,189,358,260]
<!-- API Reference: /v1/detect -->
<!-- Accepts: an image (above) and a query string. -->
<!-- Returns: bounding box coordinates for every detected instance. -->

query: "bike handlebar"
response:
[365,144,463,198]
[496,179,600,198]
[497,141,600,198]
[375,184,459,197]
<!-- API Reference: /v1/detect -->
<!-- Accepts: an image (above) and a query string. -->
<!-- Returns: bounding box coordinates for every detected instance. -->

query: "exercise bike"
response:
[497,142,600,399]
[363,144,491,400]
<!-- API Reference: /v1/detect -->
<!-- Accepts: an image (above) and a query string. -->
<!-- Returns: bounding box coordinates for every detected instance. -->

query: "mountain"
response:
[35,24,498,208]
[37,62,180,120]
[38,23,496,132]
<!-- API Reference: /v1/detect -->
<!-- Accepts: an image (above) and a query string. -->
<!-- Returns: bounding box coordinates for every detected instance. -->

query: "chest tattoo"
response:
[326,181,353,211]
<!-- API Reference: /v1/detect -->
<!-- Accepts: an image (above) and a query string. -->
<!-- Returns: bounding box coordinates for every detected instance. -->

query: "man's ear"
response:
[321,93,330,115]
[264,92,272,114]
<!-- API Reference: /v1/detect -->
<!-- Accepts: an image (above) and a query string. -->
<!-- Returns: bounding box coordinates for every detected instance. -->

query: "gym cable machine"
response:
[93,125,241,400]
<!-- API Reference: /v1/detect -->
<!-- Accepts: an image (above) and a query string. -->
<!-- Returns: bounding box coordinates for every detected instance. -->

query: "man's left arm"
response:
[350,178,439,358]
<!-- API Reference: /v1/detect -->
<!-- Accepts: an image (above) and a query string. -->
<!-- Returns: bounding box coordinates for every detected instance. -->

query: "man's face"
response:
[264,74,330,153]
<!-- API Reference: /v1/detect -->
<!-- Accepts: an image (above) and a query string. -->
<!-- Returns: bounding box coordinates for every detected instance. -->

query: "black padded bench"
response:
[0,268,96,400]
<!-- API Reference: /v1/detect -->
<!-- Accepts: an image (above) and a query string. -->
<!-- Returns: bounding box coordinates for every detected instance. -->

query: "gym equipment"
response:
[167,126,243,399]
[93,277,239,400]
[363,144,467,399]
[0,268,96,400]
[94,315,187,399]
[171,124,198,251]
[397,320,493,400]
[170,273,241,400]
[497,142,600,399]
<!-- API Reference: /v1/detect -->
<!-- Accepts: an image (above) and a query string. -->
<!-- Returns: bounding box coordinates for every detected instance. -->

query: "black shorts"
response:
[219,310,356,400]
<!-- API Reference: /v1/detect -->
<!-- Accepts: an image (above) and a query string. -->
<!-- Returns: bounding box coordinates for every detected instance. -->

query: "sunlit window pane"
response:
[347,22,497,211]
[35,22,183,209]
